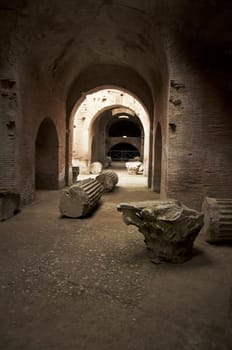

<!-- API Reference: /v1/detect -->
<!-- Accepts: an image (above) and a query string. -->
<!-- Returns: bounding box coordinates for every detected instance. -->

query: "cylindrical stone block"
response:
[89,162,103,174]
[59,178,104,218]
[125,161,142,175]
[96,170,119,192]
[202,197,232,243]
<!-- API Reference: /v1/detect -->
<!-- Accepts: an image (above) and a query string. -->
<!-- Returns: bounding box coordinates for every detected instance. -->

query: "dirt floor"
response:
[0,173,232,350]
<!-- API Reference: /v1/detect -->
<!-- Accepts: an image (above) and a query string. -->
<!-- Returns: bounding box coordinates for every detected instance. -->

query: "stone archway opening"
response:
[71,88,150,184]
[108,119,141,137]
[35,118,59,190]
[92,107,144,166]
[107,143,140,162]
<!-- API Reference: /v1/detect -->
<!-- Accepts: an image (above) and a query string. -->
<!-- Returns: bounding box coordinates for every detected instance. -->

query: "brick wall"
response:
[16,72,66,204]
[151,81,169,195]
[167,48,232,209]
[0,78,18,192]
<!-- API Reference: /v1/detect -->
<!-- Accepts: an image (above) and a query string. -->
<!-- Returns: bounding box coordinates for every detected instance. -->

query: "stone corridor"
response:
[0,1,232,348]
[0,183,231,350]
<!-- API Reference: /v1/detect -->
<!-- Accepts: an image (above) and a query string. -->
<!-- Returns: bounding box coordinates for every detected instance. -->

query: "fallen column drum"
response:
[125,161,142,175]
[96,170,119,192]
[202,197,232,243]
[59,178,104,218]
[89,161,103,174]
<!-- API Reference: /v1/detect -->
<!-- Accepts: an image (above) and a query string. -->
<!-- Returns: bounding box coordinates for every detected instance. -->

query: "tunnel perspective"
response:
[71,88,150,177]
[0,0,231,210]
[105,111,143,163]
[107,143,140,162]
[108,120,141,137]
[35,118,59,190]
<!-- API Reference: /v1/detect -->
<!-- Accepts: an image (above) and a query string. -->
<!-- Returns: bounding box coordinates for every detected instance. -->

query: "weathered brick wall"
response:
[151,81,169,195]
[16,73,66,204]
[0,77,18,193]
[167,49,232,209]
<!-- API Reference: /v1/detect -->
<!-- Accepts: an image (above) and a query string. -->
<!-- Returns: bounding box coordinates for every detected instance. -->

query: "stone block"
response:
[0,191,20,221]
[96,170,118,192]
[202,197,232,243]
[89,161,103,174]
[125,161,142,175]
[59,178,104,218]
[117,199,204,263]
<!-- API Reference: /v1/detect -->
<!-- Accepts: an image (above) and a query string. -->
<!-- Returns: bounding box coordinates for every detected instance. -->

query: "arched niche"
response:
[154,123,162,192]
[35,118,59,190]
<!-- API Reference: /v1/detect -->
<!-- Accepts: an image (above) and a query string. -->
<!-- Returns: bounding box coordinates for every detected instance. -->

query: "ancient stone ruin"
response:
[72,166,79,183]
[89,161,103,175]
[125,161,143,175]
[96,170,119,192]
[59,178,104,218]
[202,197,232,243]
[0,191,20,221]
[117,199,204,263]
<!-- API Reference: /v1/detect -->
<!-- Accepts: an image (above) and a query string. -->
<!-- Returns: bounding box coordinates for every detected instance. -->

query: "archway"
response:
[108,120,141,137]
[71,88,150,177]
[107,143,140,161]
[35,118,59,190]
[91,107,144,164]
[154,123,162,192]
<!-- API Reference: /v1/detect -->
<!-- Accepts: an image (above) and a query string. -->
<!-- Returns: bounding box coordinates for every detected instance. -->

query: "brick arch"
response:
[71,88,150,178]
[35,118,59,190]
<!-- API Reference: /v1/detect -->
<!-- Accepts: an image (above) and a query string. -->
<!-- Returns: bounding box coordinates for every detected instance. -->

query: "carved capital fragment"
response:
[117,200,204,263]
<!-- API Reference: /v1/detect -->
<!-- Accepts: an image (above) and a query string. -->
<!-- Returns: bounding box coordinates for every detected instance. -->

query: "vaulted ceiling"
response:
[1,0,231,109]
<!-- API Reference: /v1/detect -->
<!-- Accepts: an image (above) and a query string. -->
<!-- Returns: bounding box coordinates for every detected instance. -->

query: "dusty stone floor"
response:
[0,174,232,350]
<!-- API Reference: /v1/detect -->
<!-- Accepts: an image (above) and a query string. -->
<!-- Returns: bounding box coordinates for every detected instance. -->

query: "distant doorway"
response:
[35,118,59,189]
[108,143,140,161]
